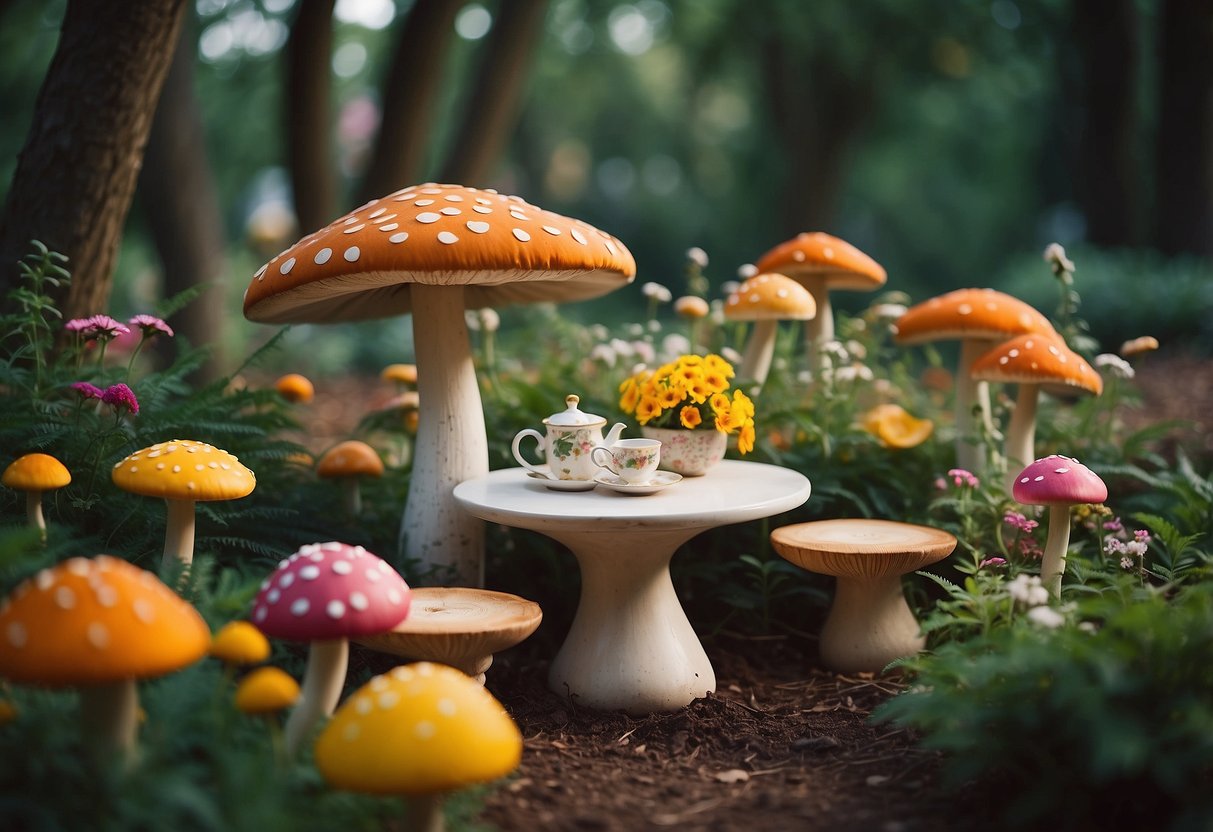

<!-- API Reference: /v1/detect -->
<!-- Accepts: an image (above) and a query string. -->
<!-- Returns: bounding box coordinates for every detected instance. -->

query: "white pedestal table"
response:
[453,460,811,714]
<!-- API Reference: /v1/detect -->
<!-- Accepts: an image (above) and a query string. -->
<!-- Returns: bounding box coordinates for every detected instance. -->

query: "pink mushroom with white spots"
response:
[1012,455,1108,598]
[251,541,411,756]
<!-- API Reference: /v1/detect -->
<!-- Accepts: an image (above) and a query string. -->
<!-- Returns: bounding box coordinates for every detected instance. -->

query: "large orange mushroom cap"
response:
[754,232,887,292]
[894,288,1053,345]
[243,183,636,324]
[0,555,210,686]
[971,331,1103,397]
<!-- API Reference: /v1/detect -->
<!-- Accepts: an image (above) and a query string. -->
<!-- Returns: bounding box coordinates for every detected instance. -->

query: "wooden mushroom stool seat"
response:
[770,519,956,673]
[356,587,542,684]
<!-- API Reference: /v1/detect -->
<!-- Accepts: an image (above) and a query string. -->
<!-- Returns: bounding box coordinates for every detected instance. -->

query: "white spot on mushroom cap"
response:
[87,621,109,649]
[6,621,27,648]
[389,232,409,244]
[344,247,360,262]
[467,221,490,234]
[290,598,310,616]
[414,720,436,740]
[438,231,459,245]
[280,257,296,275]
[343,224,365,234]
[314,248,333,265]
[440,207,461,216]
[416,212,440,224]
[512,228,531,242]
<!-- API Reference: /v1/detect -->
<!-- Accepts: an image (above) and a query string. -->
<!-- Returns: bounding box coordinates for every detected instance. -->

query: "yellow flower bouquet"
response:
[618,354,757,454]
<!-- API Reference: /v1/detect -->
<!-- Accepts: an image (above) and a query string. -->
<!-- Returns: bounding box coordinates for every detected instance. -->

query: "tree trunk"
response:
[286,0,338,234]
[1072,0,1140,247]
[0,0,187,318]
[357,0,466,203]
[761,36,874,236]
[439,0,549,185]
[1153,0,1213,256]
[139,18,229,382]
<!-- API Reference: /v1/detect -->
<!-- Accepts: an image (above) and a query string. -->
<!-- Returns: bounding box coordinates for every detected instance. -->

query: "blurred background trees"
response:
[0,0,1209,376]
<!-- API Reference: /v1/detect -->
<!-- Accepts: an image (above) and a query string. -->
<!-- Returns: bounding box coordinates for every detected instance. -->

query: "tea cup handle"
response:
[511,429,551,478]
[590,445,619,476]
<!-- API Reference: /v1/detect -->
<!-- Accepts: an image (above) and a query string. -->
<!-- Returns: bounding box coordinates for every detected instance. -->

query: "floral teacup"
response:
[591,438,662,485]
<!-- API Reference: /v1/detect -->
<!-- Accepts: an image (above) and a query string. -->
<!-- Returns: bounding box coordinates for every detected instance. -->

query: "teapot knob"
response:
[565,394,580,408]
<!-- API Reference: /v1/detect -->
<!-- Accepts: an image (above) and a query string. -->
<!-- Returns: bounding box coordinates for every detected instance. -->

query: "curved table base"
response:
[544,527,715,714]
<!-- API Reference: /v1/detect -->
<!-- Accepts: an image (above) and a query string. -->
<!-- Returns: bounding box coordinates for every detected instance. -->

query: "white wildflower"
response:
[632,340,656,364]
[686,247,709,268]
[589,324,609,341]
[477,308,500,333]
[610,338,634,358]
[845,339,868,360]
[737,264,758,279]
[720,280,742,297]
[648,319,662,333]
[642,282,672,302]
[1094,353,1135,379]
[464,310,481,331]
[1008,574,1050,607]
[589,344,617,366]
[869,303,908,321]
[626,323,645,337]
[1026,605,1065,629]
[1043,242,1075,272]
[661,333,690,359]
[1119,556,1134,571]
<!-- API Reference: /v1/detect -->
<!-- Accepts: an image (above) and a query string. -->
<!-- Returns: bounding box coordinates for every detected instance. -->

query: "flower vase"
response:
[640,427,727,476]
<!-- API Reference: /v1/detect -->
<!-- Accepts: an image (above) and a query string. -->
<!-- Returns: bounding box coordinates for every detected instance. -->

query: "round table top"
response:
[355,587,542,657]
[770,518,957,577]
[454,460,811,533]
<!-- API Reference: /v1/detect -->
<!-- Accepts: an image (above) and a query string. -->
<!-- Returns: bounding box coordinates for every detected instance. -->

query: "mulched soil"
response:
[476,637,973,832]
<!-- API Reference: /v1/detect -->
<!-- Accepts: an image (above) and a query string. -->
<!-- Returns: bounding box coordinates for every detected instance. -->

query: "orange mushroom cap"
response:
[753,232,886,292]
[894,288,1053,346]
[275,373,315,403]
[381,363,418,385]
[970,331,1103,397]
[0,555,210,686]
[112,440,256,502]
[317,440,384,479]
[724,273,817,321]
[3,453,71,492]
[243,183,636,324]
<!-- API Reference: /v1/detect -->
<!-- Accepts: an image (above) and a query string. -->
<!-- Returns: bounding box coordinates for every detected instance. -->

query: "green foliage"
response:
[875,582,1213,831]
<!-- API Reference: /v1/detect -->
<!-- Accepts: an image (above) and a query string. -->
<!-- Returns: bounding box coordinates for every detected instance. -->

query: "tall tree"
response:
[439,0,549,184]
[357,0,466,203]
[1071,0,1140,247]
[138,18,229,382]
[0,0,187,318]
[285,0,338,234]
[1153,0,1213,257]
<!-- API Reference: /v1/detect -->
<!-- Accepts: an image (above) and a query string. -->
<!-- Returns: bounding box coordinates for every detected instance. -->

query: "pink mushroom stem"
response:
[284,638,349,757]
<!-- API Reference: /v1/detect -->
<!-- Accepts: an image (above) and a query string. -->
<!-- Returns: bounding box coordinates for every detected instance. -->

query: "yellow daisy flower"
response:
[679,406,703,429]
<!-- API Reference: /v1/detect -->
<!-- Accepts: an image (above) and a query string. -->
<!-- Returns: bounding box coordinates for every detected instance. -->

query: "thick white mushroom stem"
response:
[738,319,778,388]
[820,574,924,674]
[401,284,488,586]
[162,498,197,571]
[405,793,445,832]
[1041,503,1072,599]
[25,491,46,542]
[955,339,994,474]
[802,276,833,378]
[284,638,349,757]
[1003,383,1040,492]
[80,678,140,761]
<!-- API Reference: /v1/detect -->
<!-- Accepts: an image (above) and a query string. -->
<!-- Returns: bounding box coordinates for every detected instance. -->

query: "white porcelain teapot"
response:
[512,395,626,481]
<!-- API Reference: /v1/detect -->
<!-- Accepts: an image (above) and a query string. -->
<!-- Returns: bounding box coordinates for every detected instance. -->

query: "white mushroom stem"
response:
[400,284,487,586]
[820,574,924,673]
[1003,383,1040,492]
[405,793,445,832]
[955,339,994,474]
[1041,503,1072,599]
[801,275,833,377]
[284,638,349,758]
[79,678,139,761]
[340,478,362,517]
[162,498,197,571]
[738,319,777,388]
[25,491,46,542]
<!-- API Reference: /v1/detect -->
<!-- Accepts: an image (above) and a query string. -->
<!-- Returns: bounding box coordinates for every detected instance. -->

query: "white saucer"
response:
[525,470,598,492]
[593,470,683,495]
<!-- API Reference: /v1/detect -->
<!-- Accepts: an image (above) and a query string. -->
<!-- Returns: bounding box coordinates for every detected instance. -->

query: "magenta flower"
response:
[1003,511,1039,533]
[946,468,979,488]
[70,381,105,399]
[1103,516,1123,532]
[979,556,1007,569]
[65,318,92,334]
[1134,529,1151,543]
[101,383,139,415]
[129,314,174,339]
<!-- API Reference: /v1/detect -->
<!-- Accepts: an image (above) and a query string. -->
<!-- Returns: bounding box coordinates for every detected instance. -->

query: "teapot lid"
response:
[544,395,605,427]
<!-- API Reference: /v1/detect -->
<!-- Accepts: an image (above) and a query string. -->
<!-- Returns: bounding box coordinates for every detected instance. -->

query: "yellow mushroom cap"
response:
[275,373,315,403]
[673,296,710,319]
[111,440,256,501]
[724,273,817,321]
[0,555,210,687]
[3,453,71,492]
[317,440,384,479]
[210,620,271,665]
[235,666,300,714]
[315,662,522,795]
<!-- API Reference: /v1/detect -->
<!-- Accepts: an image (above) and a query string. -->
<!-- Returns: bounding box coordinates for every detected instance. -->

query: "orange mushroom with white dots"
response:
[112,440,256,572]
[242,183,635,586]
[314,662,522,832]
[3,452,71,542]
[0,555,210,758]
[971,331,1102,490]
[723,273,816,388]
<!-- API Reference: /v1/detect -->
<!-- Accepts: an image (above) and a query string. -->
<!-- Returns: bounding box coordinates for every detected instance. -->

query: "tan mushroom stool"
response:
[355,587,542,684]
[770,519,956,674]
